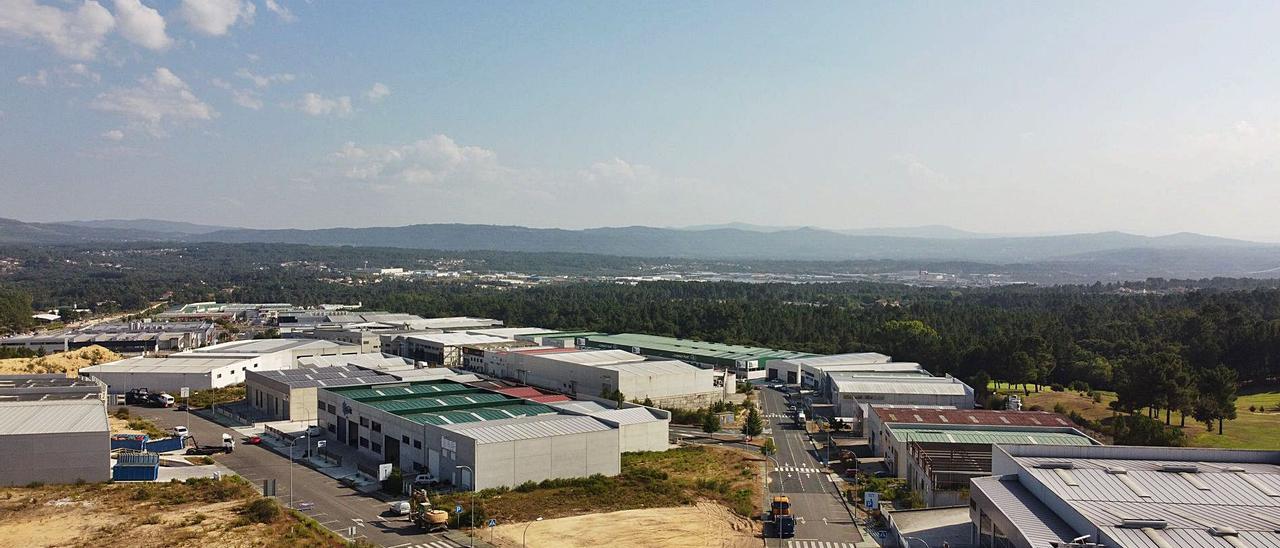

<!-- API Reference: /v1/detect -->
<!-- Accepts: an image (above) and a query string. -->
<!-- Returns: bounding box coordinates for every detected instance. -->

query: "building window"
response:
[327,424,336,433]
[413,440,422,449]
[402,435,410,444]
[359,437,369,448]
[217,373,222,378]
[327,403,335,414]
[359,417,369,427]
[318,401,325,411]
[372,421,381,433]
[371,442,382,454]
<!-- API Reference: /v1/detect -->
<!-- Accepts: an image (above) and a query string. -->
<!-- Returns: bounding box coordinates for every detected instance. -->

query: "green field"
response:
[990,381,1280,450]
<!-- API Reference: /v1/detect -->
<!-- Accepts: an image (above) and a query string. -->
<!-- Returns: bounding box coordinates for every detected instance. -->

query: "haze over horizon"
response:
[4,2,1280,240]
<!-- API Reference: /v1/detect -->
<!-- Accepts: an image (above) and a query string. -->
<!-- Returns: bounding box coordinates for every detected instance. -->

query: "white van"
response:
[158,394,175,407]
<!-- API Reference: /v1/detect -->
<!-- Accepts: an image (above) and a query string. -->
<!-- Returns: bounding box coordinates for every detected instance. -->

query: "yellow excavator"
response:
[409,489,450,533]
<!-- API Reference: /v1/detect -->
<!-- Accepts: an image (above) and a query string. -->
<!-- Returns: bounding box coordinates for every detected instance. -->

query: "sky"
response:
[3,2,1280,240]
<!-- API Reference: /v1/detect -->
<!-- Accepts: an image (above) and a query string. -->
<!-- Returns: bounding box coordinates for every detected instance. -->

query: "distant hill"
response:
[833,225,994,239]
[2,217,1278,279]
[59,219,235,235]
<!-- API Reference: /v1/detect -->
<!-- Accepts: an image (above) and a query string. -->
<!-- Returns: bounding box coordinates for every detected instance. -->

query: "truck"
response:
[768,495,796,538]
[408,489,449,533]
[186,433,235,455]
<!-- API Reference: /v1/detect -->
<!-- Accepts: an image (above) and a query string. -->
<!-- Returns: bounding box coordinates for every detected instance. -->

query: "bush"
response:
[1052,403,1068,415]
[1050,383,1066,392]
[113,407,131,420]
[1091,391,1103,404]
[1068,381,1091,393]
[242,498,281,524]
[1028,404,1045,411]
[1249,405,1257,413]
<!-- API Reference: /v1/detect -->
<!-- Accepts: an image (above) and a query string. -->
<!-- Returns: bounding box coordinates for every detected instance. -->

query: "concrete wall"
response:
[473,429,620,490]
[0,430,109,486]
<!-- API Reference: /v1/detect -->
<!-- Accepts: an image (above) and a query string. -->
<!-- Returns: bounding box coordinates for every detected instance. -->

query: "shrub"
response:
[1052,403,1068,415]
[242,498,281,524]
[1028,404,1045,411]
[1050,383,1065,392]
[1249,405,1257,413]
[1068,381,1091,393]
[1091,392,1103,404]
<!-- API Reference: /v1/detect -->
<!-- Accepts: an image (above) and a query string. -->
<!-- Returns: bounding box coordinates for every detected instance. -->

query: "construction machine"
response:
[408,489,449,533]
[768,495,796,538]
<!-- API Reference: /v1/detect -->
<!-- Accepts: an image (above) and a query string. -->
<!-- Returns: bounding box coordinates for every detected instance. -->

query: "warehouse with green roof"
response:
[579,333,816,379]
[316,378,665,490]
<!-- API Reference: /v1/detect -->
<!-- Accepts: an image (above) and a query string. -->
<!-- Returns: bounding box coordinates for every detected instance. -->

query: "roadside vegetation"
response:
[0,476,352,547]
[182,386,247,409]
[429,446,761,530]
[111,407,169,439]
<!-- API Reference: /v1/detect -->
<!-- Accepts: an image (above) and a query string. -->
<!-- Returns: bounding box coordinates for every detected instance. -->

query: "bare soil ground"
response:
[0,479,343,548]
[489,502,758,548]
[0,345,122,377]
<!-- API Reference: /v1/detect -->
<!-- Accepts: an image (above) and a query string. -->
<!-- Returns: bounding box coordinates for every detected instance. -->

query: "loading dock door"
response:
[428,449,439,476]
[347,421,359,447]
[384,436,400,467]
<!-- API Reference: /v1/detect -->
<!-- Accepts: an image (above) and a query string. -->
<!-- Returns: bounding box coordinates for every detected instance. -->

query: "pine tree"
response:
[742,405,764,437]
[701,411,722,434]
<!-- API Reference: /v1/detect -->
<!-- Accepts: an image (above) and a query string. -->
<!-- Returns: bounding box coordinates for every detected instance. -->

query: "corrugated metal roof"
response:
[550,401,610,414]
[185,338,342,354]
[834,377,971,396]
[599,360,705,376]
[972,475,1075,547]
[588,407,665,426]
[441,414,611,443]
[0,400,108,435]
[583,333,815,361]
[534,349,645,366]
[776,353,894,367]
[873,407,1075,428]
[404,333,512,346]
[82,355,253,374]
[890,425,1094,446]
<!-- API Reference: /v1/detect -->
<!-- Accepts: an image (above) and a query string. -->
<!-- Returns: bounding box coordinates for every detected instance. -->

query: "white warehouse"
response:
[474,348,722,408]
[79,339,360,393]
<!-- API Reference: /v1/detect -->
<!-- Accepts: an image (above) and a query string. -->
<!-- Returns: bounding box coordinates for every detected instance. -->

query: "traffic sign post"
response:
[180,387,190,432]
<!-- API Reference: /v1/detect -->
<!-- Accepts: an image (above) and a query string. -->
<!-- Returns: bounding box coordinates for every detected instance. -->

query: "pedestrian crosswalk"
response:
[399,542,455,548]
[765,413,789,418]
[786,541,857,548]
[774,466,822,474]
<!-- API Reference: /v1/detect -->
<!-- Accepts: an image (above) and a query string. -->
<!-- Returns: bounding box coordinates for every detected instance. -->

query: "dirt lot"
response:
[0,345,121,377]
[489,502,758,548]
[0,478,344,548]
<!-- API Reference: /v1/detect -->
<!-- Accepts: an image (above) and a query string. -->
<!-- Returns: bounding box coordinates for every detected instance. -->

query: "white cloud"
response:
[111,0,170,50]
[0,0,115,60]
[101,129,124,140]
[211,77,263,109]
[17,63,101,87]
[179,0,253,36]
[365,82,390,102]
[263,0,295,22]
[891,154,956,190]
[235,68,294,88]
[293,92,352,117]
[331,135,502,185]
[90,67,217,136]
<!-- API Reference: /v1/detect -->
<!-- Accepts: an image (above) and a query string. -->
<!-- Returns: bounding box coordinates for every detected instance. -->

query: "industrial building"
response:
[474,347,724,408]
[828,374,976,426]
[580,333,815,379]
[0,374,107,402]
[971,444,1280,548]
[0,321,216,354]
[551,400,671,452]
[866,406,1097,506]
[0,400,110,486]
[765,352,926,388]
[79,339,360,393]
[514,331,604,348]
[381,332,519,367]
[315,379,668,490]
[156,302,297,321]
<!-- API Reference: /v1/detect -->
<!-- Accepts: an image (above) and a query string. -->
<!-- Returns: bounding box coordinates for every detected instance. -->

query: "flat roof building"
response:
[0,400,110,486]
[315,379,667,490]
[0,374,107,402]
[765,352,908,388]
[580,333,815,379]
[381,332,518,367]
[972,444,1280,548]
[79,339,360,393]
[0,321,216,354]
[877,418,1097,507]
[475,347,723,409]
[828,375,976,427]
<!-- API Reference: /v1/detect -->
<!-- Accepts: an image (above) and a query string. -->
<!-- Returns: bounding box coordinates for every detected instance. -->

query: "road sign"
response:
[316,440,326,448]
[864,491,880,510]
[179,387,190,398]
[377,462,392,481]
[455,504,464,514]
[487,519,497,528]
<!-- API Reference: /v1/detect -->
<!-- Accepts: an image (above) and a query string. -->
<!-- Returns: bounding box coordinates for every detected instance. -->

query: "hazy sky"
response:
[3,2,1280,240]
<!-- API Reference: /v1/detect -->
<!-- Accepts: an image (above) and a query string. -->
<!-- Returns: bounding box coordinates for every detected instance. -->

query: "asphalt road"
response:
[121,404,459,548]
[758,386,863,548]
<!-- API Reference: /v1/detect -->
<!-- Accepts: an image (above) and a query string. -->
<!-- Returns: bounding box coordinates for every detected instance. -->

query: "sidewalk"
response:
[810,431,883,547]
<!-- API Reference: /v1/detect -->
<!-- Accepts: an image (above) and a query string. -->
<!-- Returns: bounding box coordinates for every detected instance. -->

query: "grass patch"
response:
[125,417,169,439]
[428,445,761,528]
[183,385,246,409]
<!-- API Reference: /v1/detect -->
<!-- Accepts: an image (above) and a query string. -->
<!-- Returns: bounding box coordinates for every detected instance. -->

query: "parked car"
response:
[172,426,189,438]
[411,474,436,488]
[388,501,411,516]
[245,435,262,445]
[306,425,323,437]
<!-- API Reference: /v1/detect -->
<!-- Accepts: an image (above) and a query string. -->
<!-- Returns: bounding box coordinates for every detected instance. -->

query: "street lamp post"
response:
[522,516,543,548]
[456,465,475,548]
[288,434,308,509]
